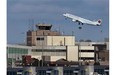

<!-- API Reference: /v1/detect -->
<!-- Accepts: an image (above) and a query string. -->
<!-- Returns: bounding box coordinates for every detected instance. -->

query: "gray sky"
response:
[7,0,109,44]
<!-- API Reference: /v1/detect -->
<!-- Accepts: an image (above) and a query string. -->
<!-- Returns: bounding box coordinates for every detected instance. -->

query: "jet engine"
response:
[72,19,76,22]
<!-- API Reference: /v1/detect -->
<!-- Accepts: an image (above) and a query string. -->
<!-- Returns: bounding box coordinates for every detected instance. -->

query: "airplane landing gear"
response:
[79,27,82,29]
[82,23,84,25]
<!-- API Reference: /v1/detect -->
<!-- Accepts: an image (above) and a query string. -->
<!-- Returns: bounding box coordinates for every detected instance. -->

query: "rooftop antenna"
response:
[72,31,74,36]
[59,25,61,34]
[28,19,34,31]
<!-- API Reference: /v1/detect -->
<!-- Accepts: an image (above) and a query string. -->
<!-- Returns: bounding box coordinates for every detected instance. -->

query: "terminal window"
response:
[37,37,44,40]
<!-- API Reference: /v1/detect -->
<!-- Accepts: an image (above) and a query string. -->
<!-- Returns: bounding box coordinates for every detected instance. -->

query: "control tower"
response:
[36,23,52,30]
[27,23,61,46]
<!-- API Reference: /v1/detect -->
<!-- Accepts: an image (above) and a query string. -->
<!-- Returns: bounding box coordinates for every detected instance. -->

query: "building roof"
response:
[36,23,52,30]
[36,23,52,26]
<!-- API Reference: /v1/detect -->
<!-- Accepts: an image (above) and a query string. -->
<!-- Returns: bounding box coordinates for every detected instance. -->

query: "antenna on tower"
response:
[59,25,61,34]
[72,31,74,36]
[28,19,34,31]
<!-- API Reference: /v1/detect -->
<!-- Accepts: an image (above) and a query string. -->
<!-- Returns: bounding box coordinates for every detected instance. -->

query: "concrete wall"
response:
[26,29,61,46]
[80,53,94,57]
[35,36,75,46]
[27,31,36,46]
[67,46,78,61]
[35,36,47,46]
[79,46,94,50]
[47,36,75,46]
[79,46,95,61]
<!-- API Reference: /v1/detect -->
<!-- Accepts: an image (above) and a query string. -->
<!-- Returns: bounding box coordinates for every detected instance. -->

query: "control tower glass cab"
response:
[36,24,52,30]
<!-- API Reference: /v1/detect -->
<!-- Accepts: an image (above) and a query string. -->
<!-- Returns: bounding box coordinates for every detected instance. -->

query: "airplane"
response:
[63,13,102,27]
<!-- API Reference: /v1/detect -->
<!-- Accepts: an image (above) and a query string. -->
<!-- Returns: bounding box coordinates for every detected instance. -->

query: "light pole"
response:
[41,36,44,67]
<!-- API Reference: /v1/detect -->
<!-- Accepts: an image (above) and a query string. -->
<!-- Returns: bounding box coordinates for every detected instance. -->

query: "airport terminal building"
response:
[7,24,109,75]
[7,24,96,65]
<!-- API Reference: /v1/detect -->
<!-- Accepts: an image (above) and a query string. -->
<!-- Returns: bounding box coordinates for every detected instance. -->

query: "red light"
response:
[98,20,101,23]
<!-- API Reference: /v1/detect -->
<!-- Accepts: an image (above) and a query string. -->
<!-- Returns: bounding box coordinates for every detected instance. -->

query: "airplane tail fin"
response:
[97,19,102,25]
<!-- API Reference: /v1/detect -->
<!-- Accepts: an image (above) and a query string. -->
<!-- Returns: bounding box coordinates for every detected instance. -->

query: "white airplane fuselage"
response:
[63,13,102,26]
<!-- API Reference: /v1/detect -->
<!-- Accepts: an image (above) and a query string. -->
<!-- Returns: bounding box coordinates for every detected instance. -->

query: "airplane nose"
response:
[63,14,66,16]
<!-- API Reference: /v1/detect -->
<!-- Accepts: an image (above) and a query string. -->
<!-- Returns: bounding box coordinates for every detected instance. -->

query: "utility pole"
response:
[41,36,44,67]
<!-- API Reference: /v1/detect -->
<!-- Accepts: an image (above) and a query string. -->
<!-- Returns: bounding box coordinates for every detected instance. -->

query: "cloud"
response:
[8,0,108,15]
[9,1,71,14]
